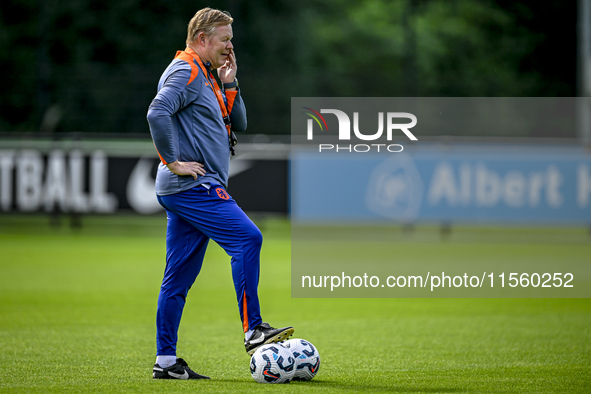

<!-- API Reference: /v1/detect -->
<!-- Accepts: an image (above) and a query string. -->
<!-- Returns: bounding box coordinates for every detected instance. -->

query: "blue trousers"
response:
[156,185,263,356]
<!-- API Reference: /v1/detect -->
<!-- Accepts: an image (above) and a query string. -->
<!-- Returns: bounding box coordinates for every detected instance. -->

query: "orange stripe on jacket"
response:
[242,291,249,332]
[174,50,200,85]
[153,142,168,165]
[225,90,238,114]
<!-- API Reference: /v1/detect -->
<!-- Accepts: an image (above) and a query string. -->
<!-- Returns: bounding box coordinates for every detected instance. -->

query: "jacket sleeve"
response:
[226,88,247,132]
[146,65,193,164]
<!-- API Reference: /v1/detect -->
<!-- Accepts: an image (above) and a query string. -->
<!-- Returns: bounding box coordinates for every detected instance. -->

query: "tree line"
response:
[0,0,576,137]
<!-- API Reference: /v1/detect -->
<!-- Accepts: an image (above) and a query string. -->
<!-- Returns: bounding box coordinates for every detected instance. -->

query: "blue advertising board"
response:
[291,144,591,225]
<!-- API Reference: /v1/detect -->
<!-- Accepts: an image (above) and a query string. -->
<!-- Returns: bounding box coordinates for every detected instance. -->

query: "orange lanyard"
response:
[185,48,232,136]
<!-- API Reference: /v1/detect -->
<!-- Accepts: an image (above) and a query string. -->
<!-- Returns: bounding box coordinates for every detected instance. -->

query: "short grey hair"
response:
[186,7,233,46]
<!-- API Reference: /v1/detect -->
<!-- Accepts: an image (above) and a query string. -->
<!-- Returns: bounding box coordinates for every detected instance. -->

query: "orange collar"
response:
[181,47,231,132]
[184,47,209,71]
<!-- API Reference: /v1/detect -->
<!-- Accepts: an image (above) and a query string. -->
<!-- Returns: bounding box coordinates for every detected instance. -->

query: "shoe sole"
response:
[152,366,210,380]
[246,327,295,356]
[153,372,210,380]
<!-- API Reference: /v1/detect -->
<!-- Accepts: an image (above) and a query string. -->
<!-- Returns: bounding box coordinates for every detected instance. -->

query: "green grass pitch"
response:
[0,215,589,393]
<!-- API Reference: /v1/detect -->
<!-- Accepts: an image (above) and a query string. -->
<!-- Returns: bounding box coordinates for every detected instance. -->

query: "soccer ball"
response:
[250,343,296,384]
[282,338,320,381]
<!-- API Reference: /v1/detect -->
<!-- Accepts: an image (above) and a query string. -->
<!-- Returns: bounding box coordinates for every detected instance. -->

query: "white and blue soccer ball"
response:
[282,338,320,381]
[250,343,296,384]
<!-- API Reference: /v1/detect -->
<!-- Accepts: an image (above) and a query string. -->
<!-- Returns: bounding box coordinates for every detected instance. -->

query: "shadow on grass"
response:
[212,378,465,392]
[301,380,465,392]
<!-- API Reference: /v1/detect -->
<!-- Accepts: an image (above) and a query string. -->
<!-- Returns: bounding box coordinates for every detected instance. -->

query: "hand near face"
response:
[218,49,237,85]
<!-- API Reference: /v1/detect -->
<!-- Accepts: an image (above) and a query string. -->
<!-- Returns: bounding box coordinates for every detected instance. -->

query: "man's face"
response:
[202,24,233,69]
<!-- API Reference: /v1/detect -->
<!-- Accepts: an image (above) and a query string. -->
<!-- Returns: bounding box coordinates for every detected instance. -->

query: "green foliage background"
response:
[0,0,577,135]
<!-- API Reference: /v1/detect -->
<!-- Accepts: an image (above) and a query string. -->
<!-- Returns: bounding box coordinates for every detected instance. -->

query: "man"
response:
[146,7,294,380]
